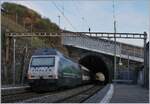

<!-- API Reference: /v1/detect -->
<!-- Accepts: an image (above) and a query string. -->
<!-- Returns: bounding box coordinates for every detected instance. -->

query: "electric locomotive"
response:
[27,48,90,90]
[95,72,105,85]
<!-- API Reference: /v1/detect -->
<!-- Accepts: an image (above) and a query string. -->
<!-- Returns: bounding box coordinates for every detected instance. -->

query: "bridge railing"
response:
[121,49,143,58]
[63,35,119,55]
[62,32,144,61]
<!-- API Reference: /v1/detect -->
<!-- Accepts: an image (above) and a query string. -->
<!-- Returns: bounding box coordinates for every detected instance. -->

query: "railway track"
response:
[55,85,104,103]
[2,84,104,103]
[1,85,94,103]
[2,87,61,103]
[2,91,48,103]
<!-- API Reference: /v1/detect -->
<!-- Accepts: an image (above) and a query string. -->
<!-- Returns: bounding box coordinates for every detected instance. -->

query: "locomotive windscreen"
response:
[31,57,55,66]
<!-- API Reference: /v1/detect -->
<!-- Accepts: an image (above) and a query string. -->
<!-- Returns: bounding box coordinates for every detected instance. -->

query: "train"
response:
[27,48,91,91]
[95,72,105,85]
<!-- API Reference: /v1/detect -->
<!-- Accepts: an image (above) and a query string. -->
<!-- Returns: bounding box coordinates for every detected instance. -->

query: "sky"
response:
[1,0,150,47]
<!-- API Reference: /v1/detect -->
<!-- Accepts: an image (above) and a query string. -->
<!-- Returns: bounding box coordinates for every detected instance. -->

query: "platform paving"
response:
[110,84,149,103]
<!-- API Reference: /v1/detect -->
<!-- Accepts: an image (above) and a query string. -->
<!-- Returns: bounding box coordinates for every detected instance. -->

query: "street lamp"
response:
[119,60,123,66]
[127,49,130,80]
[119,44,123,66]
[113,20,117,83]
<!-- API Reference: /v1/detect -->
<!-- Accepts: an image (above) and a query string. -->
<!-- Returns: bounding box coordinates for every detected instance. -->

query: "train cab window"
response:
[31,57,55,66]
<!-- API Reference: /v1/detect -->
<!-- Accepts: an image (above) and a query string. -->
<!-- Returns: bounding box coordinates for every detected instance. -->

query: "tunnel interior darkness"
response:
[79,55,109,84]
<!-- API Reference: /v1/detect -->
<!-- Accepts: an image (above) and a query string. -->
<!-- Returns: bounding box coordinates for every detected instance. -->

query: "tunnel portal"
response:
[79,55,110,84]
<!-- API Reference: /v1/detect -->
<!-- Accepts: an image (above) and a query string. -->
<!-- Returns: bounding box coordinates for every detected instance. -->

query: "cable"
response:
[74,1,90,30]
[51,1,78,32]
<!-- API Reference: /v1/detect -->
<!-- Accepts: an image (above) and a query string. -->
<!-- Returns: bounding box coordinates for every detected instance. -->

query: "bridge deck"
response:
[63,34,144,62]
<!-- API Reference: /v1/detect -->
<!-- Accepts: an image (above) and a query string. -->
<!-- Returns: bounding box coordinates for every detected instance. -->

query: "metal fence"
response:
[63,34,144,62]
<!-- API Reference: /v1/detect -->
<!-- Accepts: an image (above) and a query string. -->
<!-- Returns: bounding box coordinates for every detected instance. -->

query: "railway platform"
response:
[1,83,149,103]
[110,83,149,103]
[84,83,149,103]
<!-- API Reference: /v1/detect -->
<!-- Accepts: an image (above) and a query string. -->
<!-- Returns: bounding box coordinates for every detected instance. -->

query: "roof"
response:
[33,48,61,56]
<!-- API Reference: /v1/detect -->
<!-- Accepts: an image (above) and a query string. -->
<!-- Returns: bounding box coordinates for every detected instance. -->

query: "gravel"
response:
[21,85,94,103]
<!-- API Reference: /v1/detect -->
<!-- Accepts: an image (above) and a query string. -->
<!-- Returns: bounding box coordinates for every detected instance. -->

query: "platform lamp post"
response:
[113,20,117,84]
[118,58,123,80]
[113,0,117,84]
[143,32,147,87]
[119,44,123,66]
[13,36,16,85]
[127,49,130,81]
[118,43,123,80]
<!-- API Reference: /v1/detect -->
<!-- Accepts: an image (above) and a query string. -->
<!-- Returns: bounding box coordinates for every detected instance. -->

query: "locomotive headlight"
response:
[53,73,58,79]
[27,72,32,79]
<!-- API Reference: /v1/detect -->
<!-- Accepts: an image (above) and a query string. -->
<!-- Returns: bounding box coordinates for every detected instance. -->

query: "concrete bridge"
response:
[61,32,144,83]
[62,32,144,62]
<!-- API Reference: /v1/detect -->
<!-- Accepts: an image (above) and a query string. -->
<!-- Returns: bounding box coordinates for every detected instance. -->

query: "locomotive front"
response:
[27,49,59,90]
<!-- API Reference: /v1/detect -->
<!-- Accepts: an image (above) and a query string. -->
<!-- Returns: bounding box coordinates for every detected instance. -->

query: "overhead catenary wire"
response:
[74,1,90,30]
[51,1,78,32]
